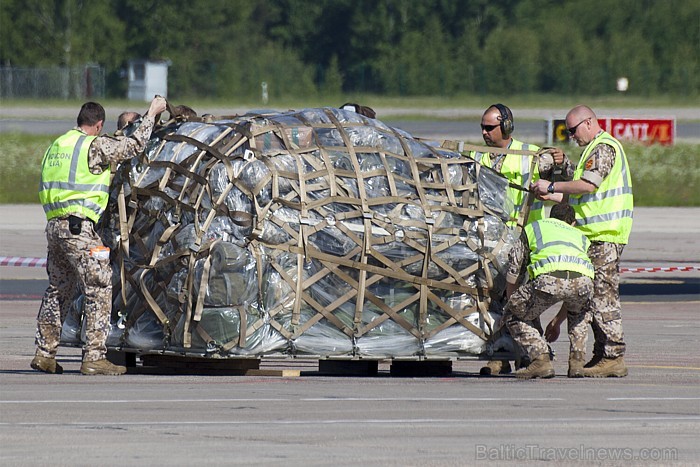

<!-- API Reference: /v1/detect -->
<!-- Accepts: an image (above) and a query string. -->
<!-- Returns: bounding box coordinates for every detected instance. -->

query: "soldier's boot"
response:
[568,351,586,378]
[516,356,531,370]
[80,359,127,376]
[30,355,63,374]
[582,356,628,378]
[515,354,555,380]
[479,360,512,376]
[584,352,603,368]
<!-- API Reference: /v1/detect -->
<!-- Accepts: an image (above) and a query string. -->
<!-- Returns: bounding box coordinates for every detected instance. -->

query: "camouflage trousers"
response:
[587,242,626,358]
[506,274,593,362]
[35,218,112,362]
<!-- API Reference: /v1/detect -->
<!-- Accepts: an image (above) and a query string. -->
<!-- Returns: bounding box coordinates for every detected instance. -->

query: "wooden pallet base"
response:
[390,360,453,377]
[105,351,471,377]
[129,354,300,377]
[318,359,379,376]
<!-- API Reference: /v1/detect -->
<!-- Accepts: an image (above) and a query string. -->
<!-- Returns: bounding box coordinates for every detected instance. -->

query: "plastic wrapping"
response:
[100,107,518,359]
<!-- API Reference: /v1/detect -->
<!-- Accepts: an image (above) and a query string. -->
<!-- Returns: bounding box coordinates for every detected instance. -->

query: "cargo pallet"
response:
[106,348,516,377]
[61,107,539,375]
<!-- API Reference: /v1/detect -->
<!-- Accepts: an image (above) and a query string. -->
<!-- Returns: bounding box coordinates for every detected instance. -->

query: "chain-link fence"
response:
[0,65,105,100]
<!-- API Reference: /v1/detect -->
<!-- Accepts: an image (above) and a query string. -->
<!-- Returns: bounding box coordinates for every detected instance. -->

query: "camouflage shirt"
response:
[85,115,156,174]
[578,134,616,188]
[506,232,529,285]
[491,151,574,181]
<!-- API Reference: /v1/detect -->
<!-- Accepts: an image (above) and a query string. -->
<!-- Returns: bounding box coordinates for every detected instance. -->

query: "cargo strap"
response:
[107,109,516,357]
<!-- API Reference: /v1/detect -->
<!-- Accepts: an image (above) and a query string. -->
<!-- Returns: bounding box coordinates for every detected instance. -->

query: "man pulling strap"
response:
[33,95,167,375]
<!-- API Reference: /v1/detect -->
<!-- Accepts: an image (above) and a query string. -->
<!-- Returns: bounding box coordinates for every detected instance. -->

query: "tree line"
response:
[1,0,698,99]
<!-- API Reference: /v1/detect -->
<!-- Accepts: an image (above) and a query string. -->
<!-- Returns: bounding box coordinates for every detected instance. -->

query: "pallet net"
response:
[62,107,521,358]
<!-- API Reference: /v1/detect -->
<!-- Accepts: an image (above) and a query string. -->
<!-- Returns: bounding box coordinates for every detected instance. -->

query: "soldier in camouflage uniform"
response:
[532,105,633,378]
[470,104,575,376]
[504,203,594,379]
[116,111,141,134]
[32,96,167,375]
[469,103,576,224]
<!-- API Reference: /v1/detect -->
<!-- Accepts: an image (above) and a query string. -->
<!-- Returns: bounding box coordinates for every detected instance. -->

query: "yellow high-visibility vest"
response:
[470,138,543,225]
[39,129,109,223]
[570,131,633,244]
[525,218,594,279]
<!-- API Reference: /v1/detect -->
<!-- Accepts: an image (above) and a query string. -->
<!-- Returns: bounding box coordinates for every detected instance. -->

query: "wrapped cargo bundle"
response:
[89,107,521,358]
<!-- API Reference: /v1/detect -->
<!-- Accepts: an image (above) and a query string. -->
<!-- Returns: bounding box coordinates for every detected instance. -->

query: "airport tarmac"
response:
[2,104,700,144]
[1,205,699,465]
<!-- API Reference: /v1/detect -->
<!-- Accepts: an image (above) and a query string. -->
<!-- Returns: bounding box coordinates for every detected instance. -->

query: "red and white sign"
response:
[548,118,676,145]
[598,118,675,145]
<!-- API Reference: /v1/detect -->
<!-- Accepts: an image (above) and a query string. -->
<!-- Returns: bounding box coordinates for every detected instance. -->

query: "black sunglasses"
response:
[481,123,500,132]
[567,118,590,136]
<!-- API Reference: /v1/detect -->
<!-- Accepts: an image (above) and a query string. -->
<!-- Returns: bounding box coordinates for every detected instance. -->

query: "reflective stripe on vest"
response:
[525,219,594,279]
[506,139,543,224]
[569,131,634,244]
[38,130,109,223]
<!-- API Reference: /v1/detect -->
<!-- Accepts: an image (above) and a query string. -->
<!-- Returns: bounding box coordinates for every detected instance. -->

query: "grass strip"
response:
[1,133,697,206]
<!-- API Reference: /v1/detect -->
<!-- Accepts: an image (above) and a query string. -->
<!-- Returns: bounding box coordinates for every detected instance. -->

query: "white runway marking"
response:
[0,397,565,404]
[607,397,700,401]
[1,416,699,428]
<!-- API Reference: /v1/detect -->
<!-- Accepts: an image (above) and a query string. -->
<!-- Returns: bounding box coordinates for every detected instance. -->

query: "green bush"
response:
[0,133,52,203]
[554,142,699,206]
[625,143,700,206]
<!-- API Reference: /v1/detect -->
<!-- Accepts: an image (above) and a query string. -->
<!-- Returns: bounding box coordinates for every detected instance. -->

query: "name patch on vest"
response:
[46,152,71,167]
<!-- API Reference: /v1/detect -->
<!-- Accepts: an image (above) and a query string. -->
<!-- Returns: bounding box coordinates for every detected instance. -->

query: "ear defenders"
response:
[493,103,514,138]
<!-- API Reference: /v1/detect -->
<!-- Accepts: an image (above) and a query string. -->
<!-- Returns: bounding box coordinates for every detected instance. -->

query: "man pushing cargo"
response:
[32,95,167,375]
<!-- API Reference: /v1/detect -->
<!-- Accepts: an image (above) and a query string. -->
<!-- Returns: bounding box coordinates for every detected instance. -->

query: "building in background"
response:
[127,59,170,101]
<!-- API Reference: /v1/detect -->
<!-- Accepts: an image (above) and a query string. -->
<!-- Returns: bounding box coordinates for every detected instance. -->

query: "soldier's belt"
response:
[547,270,583,279]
